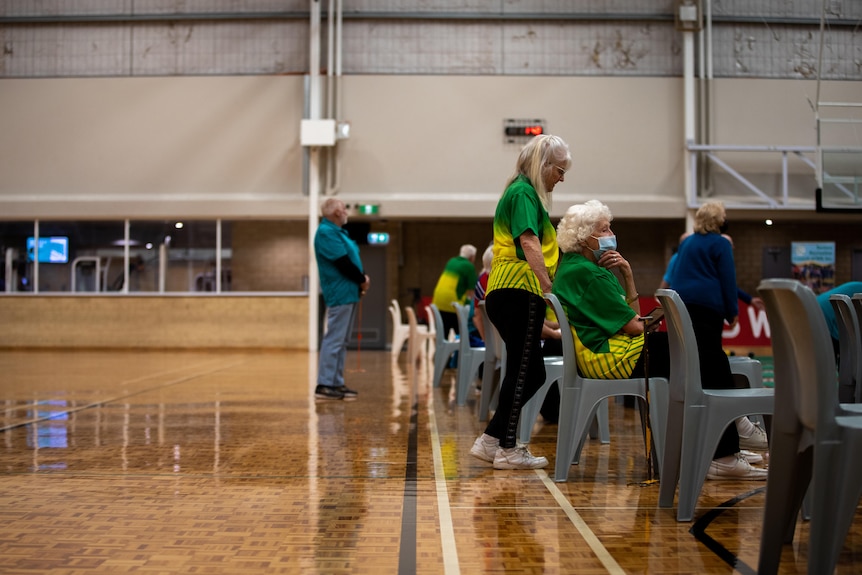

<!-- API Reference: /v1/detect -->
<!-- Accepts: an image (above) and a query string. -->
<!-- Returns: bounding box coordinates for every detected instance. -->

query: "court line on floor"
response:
[537,469,626,575]
[427,392,461,575]
[0,359,246,433]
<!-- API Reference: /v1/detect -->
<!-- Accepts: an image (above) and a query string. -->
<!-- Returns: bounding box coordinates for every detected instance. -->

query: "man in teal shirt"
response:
[314,198,370,400]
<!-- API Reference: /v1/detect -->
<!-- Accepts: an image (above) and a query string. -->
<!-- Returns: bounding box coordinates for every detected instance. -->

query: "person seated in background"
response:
[816,281,862,365]
[471,243,494,344]
[431,244,478,339]
[552,199,766,480]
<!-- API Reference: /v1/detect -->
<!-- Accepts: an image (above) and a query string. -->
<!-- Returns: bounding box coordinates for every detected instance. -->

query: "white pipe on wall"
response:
[684,29,696,208]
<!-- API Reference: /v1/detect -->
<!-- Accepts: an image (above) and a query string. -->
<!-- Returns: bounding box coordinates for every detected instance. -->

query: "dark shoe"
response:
[315,385,344,400]
[337,386,358,400]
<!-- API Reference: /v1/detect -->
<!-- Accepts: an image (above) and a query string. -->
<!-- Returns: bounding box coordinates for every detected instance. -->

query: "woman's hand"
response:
[598,250,631,276]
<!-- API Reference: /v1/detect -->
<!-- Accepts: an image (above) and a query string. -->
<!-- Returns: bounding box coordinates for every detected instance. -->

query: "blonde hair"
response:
[557,200,613,254]
[505,134,572,210]
[694,201,726,234]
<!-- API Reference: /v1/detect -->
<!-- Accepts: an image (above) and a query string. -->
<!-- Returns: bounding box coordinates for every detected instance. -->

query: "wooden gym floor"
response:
[0,348,859,574]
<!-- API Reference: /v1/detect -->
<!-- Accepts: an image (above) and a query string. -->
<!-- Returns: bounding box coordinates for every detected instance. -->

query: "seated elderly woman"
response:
[551,199,767,480]
[551,199,670,381]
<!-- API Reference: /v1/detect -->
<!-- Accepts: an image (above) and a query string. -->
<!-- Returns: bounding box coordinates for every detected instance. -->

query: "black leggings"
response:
[484,289,547,448]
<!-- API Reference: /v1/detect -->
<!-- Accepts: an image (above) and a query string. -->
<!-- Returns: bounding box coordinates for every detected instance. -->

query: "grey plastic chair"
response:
[517,354,565,444]
[477,301,504,422]
[453,302,486,406]
[757,279,862,575]
[544,293,669,483]
[428,303,460,389]
[830,294,862,403]
[655,289,774,522]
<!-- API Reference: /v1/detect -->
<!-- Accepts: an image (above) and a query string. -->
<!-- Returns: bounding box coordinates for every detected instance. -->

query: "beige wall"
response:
[0,296,308,349]
[2,75,855,220]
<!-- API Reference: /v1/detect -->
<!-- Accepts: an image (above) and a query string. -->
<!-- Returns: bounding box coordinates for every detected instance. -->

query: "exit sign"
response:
[356,204,379,215]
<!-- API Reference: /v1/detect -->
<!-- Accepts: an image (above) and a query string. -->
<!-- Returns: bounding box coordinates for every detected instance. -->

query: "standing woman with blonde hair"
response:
[470,134,572,470]
[668,201,767,479]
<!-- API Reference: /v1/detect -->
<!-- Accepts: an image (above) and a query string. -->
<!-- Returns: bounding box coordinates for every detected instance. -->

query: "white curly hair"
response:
[557,200,613,254]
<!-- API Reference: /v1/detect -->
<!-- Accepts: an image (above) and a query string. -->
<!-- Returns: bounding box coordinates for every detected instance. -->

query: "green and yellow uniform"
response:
[552,251,644,379]
[487,175,558,297]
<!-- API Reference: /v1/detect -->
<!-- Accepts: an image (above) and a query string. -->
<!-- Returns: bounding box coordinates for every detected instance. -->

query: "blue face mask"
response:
[591,235,617,260]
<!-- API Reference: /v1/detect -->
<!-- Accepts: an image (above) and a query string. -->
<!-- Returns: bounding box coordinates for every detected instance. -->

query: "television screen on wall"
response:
[26,236,69,263]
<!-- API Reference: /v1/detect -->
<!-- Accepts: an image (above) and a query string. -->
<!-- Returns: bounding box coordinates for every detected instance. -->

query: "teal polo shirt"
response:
[314,218,364,307]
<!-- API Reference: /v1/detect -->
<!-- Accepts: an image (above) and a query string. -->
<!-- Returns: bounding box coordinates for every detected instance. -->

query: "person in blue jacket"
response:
[669,201,766,480]
[314,198,371,401]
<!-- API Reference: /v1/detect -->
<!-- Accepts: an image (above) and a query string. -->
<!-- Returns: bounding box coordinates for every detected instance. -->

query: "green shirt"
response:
[487,175,558,297]
[552,251,643,379]
[432,256,478,312]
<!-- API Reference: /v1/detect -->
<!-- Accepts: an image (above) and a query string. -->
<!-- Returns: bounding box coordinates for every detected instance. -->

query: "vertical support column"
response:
[123,219,130,293]
[308,0,323,352]
[33,220,39,294]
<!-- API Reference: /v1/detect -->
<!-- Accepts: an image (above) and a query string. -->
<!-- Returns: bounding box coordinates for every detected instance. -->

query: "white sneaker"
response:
[469,434,499,463]
[707,454,767,480]
[739,450,763,465]
[739,423,769,451]
[493,445,548,470]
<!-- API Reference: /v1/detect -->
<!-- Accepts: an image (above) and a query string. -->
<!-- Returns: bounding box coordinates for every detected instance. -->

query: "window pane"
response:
[0,221,35,292]
[128,220,224,292]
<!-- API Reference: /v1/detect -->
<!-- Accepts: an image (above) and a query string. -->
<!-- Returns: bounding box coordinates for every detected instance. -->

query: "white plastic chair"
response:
[757,279,862,575]
[655,288,774,522]
[452,302,486,406]
[389,300,411,360]
[404,305,434,367]
[428,303,459,389]
[545,293,669,483]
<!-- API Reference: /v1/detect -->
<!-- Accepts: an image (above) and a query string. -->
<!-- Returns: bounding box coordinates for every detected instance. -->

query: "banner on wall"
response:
[641,297,772,348]
[721,300,771,347]
[791,241,835,294]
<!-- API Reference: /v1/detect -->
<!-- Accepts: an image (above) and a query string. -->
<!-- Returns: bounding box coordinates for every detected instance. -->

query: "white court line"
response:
[427,395,461,575]
[537,469,626,575]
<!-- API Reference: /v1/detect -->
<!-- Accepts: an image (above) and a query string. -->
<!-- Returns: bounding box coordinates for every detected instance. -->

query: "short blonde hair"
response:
[557,200,613,254]
[694,201,726,234]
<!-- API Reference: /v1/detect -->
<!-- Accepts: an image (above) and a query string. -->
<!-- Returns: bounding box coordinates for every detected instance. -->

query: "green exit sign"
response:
[356,204,379,215]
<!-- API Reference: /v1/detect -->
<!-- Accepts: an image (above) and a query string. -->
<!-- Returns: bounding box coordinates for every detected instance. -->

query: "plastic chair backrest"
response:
[654,289,702,405]
[830,294,861,403]
[424,305,436,336]
[390,299,403,324]
[758,279,836,435]
[545,293,582,387]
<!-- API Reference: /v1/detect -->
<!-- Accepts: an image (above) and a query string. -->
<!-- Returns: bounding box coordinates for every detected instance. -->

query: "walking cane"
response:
[636,313,660,486]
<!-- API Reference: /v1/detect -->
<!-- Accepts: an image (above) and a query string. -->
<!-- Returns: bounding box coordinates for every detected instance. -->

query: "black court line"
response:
[398,399,419,575]
[690,486,766,575]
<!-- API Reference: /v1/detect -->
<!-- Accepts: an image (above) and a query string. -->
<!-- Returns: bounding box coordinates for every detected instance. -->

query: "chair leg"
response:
[518,380,553,443]
[658,400,685,509]
[757,432,811,575]
[676,412,718,522]
[554,386,581,482]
